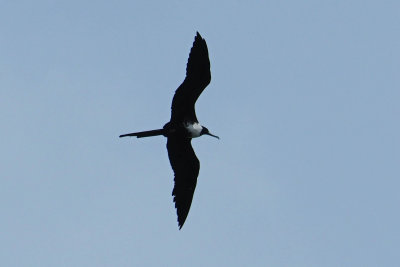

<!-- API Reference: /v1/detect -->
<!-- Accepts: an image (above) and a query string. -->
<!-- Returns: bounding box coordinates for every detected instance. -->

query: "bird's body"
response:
[120,32,218,229]
[184,122,203,138]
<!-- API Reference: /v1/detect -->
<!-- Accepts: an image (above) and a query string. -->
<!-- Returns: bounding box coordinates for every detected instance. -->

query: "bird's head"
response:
[200,127,219,139]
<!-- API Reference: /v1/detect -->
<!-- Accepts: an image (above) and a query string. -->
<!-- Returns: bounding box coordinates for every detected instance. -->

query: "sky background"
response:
[1,1,399,266]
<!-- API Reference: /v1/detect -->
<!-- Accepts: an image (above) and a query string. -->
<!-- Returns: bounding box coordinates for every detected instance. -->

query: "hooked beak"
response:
[206,132,219,139]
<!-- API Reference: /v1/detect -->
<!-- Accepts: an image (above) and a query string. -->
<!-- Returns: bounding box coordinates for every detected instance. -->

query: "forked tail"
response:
[119,129,165,138]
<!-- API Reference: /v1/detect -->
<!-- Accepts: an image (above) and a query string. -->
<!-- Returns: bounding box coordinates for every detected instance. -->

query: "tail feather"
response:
[119,129,164,138]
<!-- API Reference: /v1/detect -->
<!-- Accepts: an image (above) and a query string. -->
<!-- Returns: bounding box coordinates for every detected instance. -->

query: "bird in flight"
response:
[120,32,218,229]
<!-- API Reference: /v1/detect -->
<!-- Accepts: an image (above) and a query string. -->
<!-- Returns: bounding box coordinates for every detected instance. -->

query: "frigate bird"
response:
[120,32,218,229]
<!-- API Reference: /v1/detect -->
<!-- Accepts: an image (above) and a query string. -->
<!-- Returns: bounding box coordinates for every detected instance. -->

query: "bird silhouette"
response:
[120,32,218,229]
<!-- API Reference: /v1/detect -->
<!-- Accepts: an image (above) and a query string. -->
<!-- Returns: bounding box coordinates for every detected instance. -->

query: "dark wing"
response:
[170,32,211,123]
[167,136,200,229]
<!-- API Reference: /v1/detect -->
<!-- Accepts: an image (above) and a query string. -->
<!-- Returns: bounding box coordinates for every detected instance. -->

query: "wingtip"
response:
[177,214,189,230]
[178,218,186,230]
[196,31,202,39]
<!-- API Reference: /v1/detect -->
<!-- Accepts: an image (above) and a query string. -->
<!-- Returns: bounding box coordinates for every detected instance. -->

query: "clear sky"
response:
[1,1,399,266]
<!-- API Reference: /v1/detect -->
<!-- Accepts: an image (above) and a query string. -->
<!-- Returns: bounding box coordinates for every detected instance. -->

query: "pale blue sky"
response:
[1,1,399,266]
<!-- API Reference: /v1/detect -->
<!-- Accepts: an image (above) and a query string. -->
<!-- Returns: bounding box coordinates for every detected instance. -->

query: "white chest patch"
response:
[185,122,203,138]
